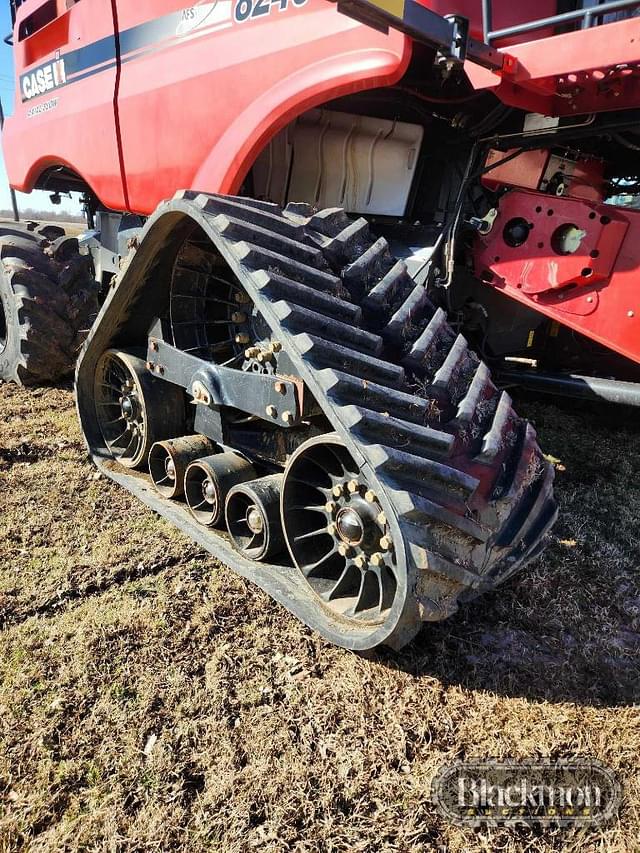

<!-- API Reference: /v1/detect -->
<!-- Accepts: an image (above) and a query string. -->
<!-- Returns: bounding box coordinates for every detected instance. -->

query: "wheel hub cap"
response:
[336,507,364,546]
[247,506,263,533]
[121,395,135,420]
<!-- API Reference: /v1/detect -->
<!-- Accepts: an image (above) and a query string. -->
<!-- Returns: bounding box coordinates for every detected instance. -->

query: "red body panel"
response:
[4,0,410,214]
[475,190,640,364]
[466,16,640,116]
[4,0,125,210]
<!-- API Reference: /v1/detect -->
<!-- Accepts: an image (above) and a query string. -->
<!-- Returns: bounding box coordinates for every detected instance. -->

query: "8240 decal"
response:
[234,0,307,23]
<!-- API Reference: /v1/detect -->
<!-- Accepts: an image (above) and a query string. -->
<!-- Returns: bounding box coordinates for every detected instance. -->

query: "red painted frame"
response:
[475,189,640,363]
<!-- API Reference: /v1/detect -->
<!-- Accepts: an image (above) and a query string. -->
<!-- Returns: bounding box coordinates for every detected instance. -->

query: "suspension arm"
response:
[146,338,303,426]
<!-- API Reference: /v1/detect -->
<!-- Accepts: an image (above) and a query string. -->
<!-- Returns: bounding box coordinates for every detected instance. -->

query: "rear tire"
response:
[0,222,98,386]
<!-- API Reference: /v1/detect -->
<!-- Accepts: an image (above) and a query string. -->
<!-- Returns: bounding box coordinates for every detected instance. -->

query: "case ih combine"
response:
[0,0,638,649]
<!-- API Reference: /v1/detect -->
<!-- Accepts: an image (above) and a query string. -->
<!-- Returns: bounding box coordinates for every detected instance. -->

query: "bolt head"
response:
[266,405,278,418]
[380,535,393,551]
[231,312,247,324]
[282,411,294,424]
[354,555,367,569]
[275,381,287,395]
[325,501,337,514]
[327,523,337,536]
[337,544,352,558]
[377,511,387,527]
[269,341,282,353]
[628,310,635,318]
[370,553,385,567]
[364,490,377,504]
[235,333,250,344]
[347,480,360,494]
[332,485,344,498]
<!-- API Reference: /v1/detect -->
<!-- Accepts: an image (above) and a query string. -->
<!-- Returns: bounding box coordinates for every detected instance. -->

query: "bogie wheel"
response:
[93,349,185,469]
[282,435,398,624]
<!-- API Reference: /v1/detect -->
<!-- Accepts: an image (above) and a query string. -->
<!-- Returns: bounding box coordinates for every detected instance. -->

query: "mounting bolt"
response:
[265,405,278,418]
[338,544,353,558]
[245,347,260,359]
[370,553,385,567]
[347,480,360,494]
[628,310,635,318]
[364,490,377,504]
[150,340,159,352]
[377,511,387,526]
[192,381,210,405]
[354,555,368,569]
[235,333,250,344]
[380,535,393,551]
[327,523,337,536]
[269,341,283,353]
[325,501,337,514]
[157,365,165,376]
[257,350,273,363]
[282,410,294,424]
[146,361,154,371]
[332,484,345,498]
[231,311,247,324]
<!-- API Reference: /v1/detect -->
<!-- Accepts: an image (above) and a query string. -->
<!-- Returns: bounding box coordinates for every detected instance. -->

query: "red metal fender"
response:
[194,42,412,196]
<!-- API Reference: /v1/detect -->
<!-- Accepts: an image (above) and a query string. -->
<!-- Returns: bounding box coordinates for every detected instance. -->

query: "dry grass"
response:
[0,382,638,852]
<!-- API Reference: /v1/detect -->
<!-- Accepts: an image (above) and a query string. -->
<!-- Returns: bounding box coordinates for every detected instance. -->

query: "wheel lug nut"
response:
[379,535,393,551]
[265,405,278,418]
[327,523,337,536]
[325,501,337,513]
[371,553,385,567]
[332,484,345,498]
[364,490,377,503]
[338,544,353,558]
[377,511,387,526]
[354,555,368,569]
[347,480,360,494]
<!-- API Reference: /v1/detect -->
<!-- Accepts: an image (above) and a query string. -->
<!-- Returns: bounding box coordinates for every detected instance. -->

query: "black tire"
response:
[0,222,99,386]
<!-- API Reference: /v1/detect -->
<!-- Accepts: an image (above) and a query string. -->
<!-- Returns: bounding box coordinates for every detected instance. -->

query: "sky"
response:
[0,4,83,216]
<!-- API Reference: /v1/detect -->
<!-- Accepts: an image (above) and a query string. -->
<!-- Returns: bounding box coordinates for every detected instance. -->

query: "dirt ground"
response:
[0,381,638,852]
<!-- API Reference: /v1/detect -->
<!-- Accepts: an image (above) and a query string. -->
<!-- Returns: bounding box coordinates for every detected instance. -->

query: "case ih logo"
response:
[21,58,67,102]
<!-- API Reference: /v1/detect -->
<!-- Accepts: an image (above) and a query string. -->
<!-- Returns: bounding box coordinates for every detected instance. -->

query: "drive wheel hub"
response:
[282,434,397,623]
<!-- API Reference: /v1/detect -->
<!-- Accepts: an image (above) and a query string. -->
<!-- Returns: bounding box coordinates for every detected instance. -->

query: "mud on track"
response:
[0,380,639,851]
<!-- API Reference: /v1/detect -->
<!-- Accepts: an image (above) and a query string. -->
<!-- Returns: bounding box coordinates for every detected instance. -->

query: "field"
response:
[0,381,638,852]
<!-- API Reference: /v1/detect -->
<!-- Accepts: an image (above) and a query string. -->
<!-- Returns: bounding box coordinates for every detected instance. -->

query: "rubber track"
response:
[0,222,98,385]
[175,192,558,621]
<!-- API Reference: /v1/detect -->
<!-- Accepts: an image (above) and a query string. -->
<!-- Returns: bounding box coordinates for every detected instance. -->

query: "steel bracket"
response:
[146,338,302,427]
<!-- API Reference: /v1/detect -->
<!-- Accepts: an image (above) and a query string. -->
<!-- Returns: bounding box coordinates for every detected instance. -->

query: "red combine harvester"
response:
[1,0,638,649]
